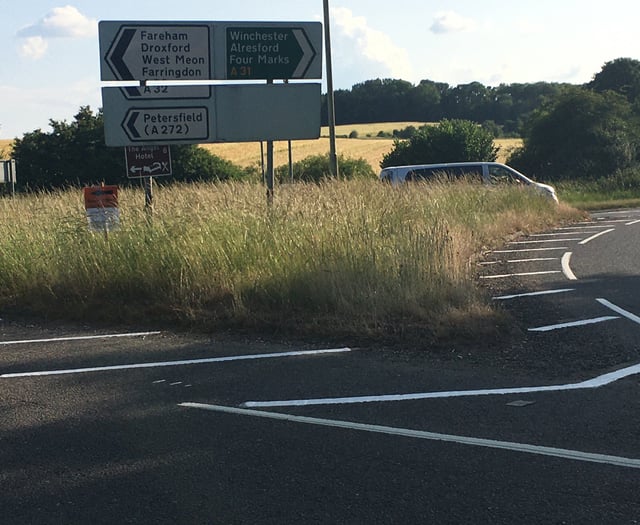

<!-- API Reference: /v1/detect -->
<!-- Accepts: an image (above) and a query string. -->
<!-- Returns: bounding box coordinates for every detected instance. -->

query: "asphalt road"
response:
[1,209,639,524]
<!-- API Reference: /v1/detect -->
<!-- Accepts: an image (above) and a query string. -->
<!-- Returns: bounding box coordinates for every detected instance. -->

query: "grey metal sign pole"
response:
[323,0,339,178]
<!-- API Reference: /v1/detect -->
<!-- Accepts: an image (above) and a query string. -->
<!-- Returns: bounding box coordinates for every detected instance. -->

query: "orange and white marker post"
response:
[83,184,119,233]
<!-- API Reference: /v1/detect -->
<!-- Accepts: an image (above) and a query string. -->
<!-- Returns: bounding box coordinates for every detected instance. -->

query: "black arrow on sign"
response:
[106,27,136,80]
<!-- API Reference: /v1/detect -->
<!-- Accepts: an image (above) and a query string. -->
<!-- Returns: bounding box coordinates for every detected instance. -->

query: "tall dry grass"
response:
[0,180,580,340]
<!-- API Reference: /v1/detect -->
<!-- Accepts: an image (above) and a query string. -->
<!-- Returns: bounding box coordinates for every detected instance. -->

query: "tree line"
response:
[322,57,640,139]
[322,78,568,136]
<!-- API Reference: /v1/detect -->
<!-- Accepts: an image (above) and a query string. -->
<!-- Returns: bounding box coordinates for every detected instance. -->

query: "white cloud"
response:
[331,7,413,83]
[430,11,477,34]
[16,5,97,59]
[19,36,48,60]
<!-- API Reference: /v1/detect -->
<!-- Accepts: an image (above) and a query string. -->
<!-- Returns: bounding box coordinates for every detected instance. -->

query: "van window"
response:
[434,166,483,182]
[488,165,526,185]
[407,168,438,181]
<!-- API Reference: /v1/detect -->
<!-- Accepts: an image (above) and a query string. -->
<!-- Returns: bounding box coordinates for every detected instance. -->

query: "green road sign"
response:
[99,21,322,81]
[226,26,318,80]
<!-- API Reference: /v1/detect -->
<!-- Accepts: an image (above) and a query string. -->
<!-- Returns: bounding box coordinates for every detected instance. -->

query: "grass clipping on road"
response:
[0,180,580,343]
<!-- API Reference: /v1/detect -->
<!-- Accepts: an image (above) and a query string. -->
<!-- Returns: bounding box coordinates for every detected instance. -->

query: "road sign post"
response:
[1,159,16,196]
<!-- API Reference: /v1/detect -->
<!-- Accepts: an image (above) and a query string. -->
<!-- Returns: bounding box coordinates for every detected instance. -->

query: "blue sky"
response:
[1,0,639,138]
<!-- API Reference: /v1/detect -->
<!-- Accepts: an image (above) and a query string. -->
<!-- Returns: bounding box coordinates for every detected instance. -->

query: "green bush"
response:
[380,119,497,168]
[275,154,375,183]
[170,145,246,183]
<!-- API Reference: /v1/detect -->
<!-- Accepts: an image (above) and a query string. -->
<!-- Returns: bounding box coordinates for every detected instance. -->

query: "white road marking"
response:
[480,271,561,280]
[531,232,588,237]
[528,316,619,332]
[555,225,612,230]
[593,210,639,216]
[506,258,559,263]
[579,228,615,245]
[180,403,640,470]
[0,331,162,346]
[0,348,352,378]
[597,299,640,326]
[626,219,640,226]
[480,257,559,264]
[239,361,640,408]
[493,247,567,253]
[561,252,578,280]
[508,239,581,244]
[492,288,575,300]
[590,219,631,223]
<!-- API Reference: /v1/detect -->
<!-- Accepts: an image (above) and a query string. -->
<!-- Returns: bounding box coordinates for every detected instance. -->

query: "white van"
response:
[379,162,558,203]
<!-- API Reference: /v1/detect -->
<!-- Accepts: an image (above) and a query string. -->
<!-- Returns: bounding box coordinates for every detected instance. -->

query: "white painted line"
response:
[626,219,640,226]
[531,232,588,237]
[494,247,567,253]
[180,403,640,470]
[579,228,615,245]
[478,261,500,266]
[492,288,575,300]
[506,258,559,263]
[0,331,162,346]
[508,239,581,244]
[528,316,619,332]
[561,252,578,281]
[593,209,638,216]
[0,347,352,379]
[239,361,640,408]
[480,271,561,280]
[597,298,640,326]
[556,225,613,230]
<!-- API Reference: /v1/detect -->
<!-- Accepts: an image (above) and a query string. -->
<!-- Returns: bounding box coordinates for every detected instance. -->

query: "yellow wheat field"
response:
[202,123,522,172]
[1,124,522,170]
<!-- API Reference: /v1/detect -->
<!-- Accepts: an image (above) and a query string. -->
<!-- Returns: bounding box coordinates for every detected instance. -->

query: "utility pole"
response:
[323,0,339,178]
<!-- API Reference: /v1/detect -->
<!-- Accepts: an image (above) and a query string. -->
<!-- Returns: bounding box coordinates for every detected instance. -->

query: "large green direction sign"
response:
[99,21,322,81]
[226,27,317,80]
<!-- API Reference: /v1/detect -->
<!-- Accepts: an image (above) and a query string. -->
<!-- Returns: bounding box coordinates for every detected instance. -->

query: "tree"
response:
[12,106,246,190]
[380,119,498,168]
[509,87,640,180]
[588,58,640,103]
[441,82,491,122]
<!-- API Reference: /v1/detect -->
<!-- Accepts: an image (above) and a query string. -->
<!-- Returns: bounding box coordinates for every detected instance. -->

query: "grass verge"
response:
[0,180,581,344]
